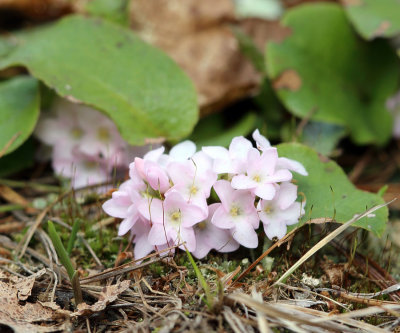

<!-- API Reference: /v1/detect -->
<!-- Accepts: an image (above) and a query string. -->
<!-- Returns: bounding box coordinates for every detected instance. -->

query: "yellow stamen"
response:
[230,205,240,217]
[70,127,83,139]
[97,127,110,142]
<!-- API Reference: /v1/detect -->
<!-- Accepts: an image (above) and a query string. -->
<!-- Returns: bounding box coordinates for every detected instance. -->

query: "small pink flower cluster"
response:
[103,130,307,259]
[35,98,148,189]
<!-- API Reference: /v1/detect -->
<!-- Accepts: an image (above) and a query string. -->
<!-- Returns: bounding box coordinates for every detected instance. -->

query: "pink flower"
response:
[386,90,400,138]
[212,180,259,248]
[231,148,292,200]
[193,203,239,259]
[102,179,144,236]
[257,183,305,240]
[252,129,308,176]
[252,129,271,151]
[134,157,170,193]
[53,148,111,189]
[139,192,205,252]
[202,136,253,174]
[167,155,217,213]
[130,217,158,260]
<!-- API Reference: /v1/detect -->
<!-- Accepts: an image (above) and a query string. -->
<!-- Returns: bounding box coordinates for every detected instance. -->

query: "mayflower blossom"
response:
[257,182,305,239]
[102,129,307,260]
[193,203,239,259]
[386,90,400,138]
[212,180,260,248]
[35,98,150,189]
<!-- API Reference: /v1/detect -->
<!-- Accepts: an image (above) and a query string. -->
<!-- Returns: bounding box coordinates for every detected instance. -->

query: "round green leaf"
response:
[0,76,40,155]
[341,0,400,40]
[267,3,399,146]
[278,143,388,237]
[0,15,198,145]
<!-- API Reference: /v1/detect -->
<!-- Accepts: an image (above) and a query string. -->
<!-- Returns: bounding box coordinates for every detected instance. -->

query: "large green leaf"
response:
[278,143,387,237]
[0,76,40,155]
[267,3,399,146]
[0,15,198,145]
[341,0,400,40]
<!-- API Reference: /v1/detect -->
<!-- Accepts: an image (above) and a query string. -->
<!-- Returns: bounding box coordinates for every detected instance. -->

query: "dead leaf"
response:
[321,260,348,286]
[0,0,71,21]
[240,18,292,48]
[0,273,70,332]
[73,280,131,317]
[129,0,261,115]
[273,69,302,91]
[15,268,46,301]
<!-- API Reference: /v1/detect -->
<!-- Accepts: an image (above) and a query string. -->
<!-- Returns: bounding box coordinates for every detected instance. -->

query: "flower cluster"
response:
[103,130,307,259]
[386,90,400,138]
[35,98,149,189]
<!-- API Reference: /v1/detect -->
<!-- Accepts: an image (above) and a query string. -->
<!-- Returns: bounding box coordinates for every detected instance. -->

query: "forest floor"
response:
[1,146,400,333]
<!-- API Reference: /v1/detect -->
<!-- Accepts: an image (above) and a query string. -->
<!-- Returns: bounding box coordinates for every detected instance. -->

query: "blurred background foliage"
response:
[0,0,400,232]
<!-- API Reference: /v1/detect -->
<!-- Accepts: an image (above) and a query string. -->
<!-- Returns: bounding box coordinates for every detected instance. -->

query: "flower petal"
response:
[170,140,196,161]
[277,157,308,176]
[232,222,258,248]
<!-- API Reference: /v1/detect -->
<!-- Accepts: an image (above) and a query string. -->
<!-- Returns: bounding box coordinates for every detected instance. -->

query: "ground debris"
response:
[0,269,70,332]
[73,279,131,317]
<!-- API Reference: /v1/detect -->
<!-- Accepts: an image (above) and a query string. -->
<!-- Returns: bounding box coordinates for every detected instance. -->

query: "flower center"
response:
[230,205,241,217]
[70,127,83,139]
[189,185,198,195]
[169,210,182,226]
[252,174,262,183]
[264,204,274,214]
[84,161,97,170]
[197,221,207,230]
[97,127,110,142]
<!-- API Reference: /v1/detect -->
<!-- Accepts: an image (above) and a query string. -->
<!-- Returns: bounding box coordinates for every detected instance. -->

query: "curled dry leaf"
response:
[15,268,46,301]
[73,279,131,317]
[0,270,70,332]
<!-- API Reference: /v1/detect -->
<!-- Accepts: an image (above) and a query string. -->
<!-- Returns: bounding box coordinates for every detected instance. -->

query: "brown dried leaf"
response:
[0,0,71,21]
[129,0,261,115]
[73,280,130,317]
[321,260,348,286]
[15,268,46,301]
[240,18,292,49]
[273,69,302,91]
[0,276,70,332]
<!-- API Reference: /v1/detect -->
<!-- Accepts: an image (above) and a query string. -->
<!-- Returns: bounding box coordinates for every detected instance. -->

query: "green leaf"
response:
[341,0,400,40]
[0,15,198,145]
[301,121,347,156]
[86,0,130,26]
[278,143,388,237]
[266,3,399,146]
[0,76,40,155]
[0,139,35,177]
[189,112,257,147]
